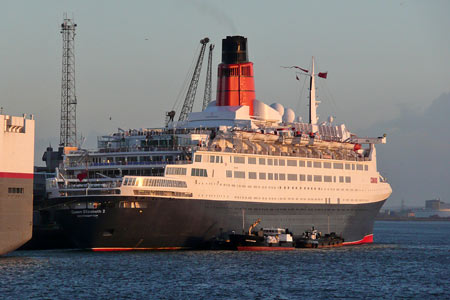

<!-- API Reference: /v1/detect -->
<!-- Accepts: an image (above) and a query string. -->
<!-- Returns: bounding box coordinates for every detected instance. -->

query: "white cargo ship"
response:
[0,113,35,255]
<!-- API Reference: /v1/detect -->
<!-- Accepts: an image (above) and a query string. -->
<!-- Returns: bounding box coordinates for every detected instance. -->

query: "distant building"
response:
[425,199,450,210]
[414,198,450,218]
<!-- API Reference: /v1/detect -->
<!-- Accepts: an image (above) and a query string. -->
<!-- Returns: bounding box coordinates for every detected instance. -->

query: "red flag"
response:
[318,72,328,79]
[77,171,88,182]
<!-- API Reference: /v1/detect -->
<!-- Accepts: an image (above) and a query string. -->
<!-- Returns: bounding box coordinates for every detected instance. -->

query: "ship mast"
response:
[309,57,319,125]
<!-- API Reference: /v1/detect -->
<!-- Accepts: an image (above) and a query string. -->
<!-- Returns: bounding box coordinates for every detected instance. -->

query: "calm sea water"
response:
[1,221,449,299]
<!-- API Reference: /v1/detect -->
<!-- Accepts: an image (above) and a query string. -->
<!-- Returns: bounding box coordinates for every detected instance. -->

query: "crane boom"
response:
[248,218,261,235]
[178,37,209,122]
[202,44,215,110]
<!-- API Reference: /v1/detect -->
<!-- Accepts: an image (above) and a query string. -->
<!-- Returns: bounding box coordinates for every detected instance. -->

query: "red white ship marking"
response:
[0,172,34,179]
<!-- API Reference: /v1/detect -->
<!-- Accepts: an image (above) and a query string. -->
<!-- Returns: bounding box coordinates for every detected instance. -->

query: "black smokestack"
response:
[221,36,248,64]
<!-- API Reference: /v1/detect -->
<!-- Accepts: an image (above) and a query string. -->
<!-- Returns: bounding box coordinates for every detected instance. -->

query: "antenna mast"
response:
[59,14,78,147]
[202,44,215,110]
[309,57,319,125]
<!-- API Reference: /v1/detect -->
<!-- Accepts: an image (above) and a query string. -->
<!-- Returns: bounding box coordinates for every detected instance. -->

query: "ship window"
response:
[259,158,266,165]
[333,163,343,169]
[249,172,257,179]
[166,167,187,175]
[191,168,207,177]
[287,160,297,167]
[274,173,279,180]
[314,175,322,182]
[143,178,187,188]
[210,156,215,163]
[324,176,332,182]
[357,164,364,171]
[299,174,306,181]
[140,156,151,162]
[323,162,332,169]
[8,187,24,194]
[234,171,245,179]
[352,164,355,170]
[259,172,266,180]
[288,174,297,181]
[339,176,344,183]
[123,178,129,185]
[345,164,351,170]
[279,159,285,166]
[216,156,222,163]
[268,173,274,180]
[248,157,256,164]
[313,162,321,168]
[345,176,351,183]
[226,170,232,178]
[234,156,245,164]
[274,159,279,166]
[299,161,305,167]
[365,165,369,171]
[268,159,273,166]
[153,156,163,162]
[195,155,202,162]
[119,201,148,208]
[279,173,286,180]
[307,175,312,182]
[307,161,312,168]
[126,178,136,186]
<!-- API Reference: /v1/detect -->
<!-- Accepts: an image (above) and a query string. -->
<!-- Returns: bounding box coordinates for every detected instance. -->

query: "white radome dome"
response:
[270,103,284,117]
[282,108,295,123]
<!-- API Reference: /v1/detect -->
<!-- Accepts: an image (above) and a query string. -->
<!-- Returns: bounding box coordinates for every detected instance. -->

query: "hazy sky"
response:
[1,0,449,207]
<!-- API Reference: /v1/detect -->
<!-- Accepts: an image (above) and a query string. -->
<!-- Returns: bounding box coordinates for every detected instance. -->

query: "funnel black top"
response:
[221,36,248,64]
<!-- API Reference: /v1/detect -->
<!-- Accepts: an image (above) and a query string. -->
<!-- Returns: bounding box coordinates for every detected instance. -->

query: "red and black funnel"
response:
[216,36,255,115]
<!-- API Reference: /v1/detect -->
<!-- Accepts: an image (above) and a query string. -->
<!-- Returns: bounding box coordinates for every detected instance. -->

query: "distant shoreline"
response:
[376,217,450,222]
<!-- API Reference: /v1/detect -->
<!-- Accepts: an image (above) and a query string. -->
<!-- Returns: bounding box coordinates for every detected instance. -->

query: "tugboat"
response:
[229,219,295,251]
[295,227,344,248]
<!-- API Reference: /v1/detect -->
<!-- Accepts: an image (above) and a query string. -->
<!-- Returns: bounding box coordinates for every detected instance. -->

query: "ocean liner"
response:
[48,36,392,250]
[0,113,35,255]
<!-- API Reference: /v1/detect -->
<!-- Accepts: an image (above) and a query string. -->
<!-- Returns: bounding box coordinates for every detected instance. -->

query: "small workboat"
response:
[295,227,344,248]
[229,219,295,251]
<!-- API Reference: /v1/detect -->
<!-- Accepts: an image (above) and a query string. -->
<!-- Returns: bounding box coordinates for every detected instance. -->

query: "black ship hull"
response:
[56,196,386,250]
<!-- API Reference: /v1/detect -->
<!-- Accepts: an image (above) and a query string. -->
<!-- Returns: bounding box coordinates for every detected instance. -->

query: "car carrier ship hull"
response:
[0,114,35,255]
[56,196,385,250]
